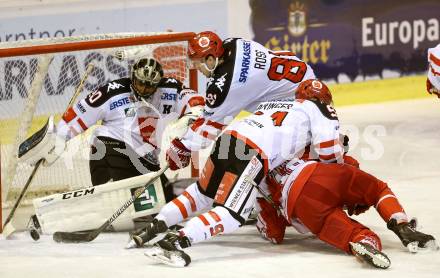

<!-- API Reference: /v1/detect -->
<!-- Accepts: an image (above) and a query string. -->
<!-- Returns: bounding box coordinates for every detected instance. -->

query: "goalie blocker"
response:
[32,171,166,234]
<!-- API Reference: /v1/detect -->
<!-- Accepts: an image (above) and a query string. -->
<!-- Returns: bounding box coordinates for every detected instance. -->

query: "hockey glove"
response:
[340,134,350,154]
[255,198,288,244]
[347,204,370,216]
[18,115,66,167]
[166,138,191,170]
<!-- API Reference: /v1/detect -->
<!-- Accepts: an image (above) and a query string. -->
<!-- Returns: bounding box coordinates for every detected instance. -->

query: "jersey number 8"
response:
[267,57,307,83]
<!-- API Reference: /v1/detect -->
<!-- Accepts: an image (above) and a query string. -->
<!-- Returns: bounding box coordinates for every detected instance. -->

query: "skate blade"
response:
[407,240,440,253]
[144,246,190,267]
[125,239,138,249]
[349,242,391,269]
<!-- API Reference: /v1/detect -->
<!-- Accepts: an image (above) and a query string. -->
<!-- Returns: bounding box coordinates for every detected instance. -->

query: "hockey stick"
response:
[65,63,94,111]
[2,159,44,237]
[244,176,283,215]
[2,64,94,237]
[53,165,169,243]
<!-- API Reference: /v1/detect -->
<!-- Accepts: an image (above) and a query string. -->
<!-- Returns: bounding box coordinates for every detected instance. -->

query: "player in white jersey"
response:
[22,57,204,201]
[254,157,438,269]
[165,31,316,170]
[132,80,344,267]
[427,44,440,98]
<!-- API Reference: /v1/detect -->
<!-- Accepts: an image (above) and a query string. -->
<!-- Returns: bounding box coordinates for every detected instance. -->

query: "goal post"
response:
[0,32,199,232]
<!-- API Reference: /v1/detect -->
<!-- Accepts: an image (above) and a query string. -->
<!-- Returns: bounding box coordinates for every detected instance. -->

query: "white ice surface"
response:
[1,98,440,278]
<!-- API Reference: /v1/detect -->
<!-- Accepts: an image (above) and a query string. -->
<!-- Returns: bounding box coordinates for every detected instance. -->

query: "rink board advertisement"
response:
[250,0,440,81]
[0,1,227,42]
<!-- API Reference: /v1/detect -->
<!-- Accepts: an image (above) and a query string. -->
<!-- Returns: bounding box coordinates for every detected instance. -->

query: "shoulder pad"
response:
[158,77,183,92]
[85,78,131,107]
[221,38,239,60]
[205,43,236,108]
[205,71,233,108]
[222,38,239,48]
[307,99,338,120]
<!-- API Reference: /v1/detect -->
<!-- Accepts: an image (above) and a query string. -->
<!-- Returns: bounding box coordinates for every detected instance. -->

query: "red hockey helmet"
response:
[296,79,332,105]
[188,31,225,59]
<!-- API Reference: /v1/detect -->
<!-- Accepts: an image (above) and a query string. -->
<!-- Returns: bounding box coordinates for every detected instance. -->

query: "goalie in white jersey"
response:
[165,31,316,170]
[131,80,344,267]
[21,57,204,201]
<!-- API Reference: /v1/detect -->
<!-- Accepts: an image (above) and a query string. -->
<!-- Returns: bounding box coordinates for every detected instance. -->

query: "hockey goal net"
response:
[0,32,198,232]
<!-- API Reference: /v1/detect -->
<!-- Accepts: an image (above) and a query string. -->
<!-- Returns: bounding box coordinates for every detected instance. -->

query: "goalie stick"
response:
[53,165,169,243]
[65,63,94,111]
[2,64,94,237]
[2,159,44,237]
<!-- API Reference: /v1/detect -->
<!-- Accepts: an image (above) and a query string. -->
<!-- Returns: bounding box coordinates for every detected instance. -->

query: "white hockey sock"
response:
[156,182,213,227]
[179,206,241,244]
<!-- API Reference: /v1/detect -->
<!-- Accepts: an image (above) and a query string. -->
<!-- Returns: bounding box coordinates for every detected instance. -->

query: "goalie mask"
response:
[295,79,333,105]
[131,58,164,99]
[188,31,225,77]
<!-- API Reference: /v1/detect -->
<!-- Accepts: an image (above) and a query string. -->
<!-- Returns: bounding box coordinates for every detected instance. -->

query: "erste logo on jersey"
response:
[110,96,131,110]
[161,93,177,101]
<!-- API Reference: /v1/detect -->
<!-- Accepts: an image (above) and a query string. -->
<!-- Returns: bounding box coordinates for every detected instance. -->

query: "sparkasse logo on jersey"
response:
[239,40,252,83]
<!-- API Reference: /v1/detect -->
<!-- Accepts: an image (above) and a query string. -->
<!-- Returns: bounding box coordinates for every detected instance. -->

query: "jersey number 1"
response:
[270,111,288,126]
[255,110,289,126]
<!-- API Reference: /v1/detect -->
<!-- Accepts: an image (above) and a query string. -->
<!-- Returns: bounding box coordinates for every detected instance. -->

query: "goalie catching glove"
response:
[164,102,202,171]
[166,138,191,170]
[18,115,66,167]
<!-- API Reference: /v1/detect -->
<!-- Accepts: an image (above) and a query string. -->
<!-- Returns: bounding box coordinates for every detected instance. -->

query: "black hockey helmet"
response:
[131,58,164,99]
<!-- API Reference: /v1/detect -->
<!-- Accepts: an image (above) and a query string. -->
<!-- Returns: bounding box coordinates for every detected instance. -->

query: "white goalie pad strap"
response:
[33,171,166,233]
[18,115,66,167]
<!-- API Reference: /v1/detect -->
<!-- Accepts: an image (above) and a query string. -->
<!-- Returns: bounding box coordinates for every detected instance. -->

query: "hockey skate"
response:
[126,219,168,249]
[387,218,439,253]
[27,214,42,241]
[349,241,391,269]
[144,231,191,267]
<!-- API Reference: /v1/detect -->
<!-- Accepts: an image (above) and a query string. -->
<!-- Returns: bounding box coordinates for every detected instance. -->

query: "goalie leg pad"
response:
[33,171,166,233]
